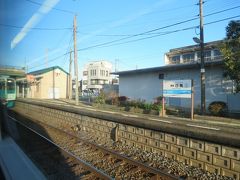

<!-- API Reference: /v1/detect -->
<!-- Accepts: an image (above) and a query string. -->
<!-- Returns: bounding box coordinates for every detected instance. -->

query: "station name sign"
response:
[163,80,192,98]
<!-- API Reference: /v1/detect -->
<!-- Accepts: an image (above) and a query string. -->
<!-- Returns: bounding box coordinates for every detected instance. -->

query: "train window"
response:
[7,79,15,92]
[0,80,5,91]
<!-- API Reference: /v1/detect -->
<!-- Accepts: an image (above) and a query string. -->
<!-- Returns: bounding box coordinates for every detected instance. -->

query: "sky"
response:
[0,0,240,79]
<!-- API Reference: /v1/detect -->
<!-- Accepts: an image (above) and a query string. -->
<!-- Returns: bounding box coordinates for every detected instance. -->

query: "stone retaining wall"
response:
[13,101,240,179]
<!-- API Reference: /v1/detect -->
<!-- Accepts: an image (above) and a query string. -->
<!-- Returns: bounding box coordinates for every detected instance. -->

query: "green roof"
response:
[28,66,69,75]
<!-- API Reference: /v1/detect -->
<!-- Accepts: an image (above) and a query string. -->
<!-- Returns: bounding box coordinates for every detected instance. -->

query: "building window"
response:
[83,71,88,76]
[170,55,180,64]
[159,73,164,79]
[90,69,97,76]
[83,80,87,85]
[197,50,211,62]
[182,53,194,63]
[91,80,96,85]
[213,49,222,61]
[106,70,108,77]
[204,50,211,61]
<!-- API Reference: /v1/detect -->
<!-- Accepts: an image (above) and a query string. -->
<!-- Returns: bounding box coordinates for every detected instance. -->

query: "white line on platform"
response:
[121,114,139,118]
[148,118,173,124]
[128,114,139,117]
[99,110,116,114]
[186,124,220,131]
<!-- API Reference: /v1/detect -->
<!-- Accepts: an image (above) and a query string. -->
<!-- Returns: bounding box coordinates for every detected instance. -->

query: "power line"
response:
[61,33,73,66]
[25,0,74,14]
[100,15,240,48]
[80,4,240,38]
[77,17,199,51]
[99,26,198,48]
[0,23,71,31]
[204,5,240,17]
[111,15,240,47]
[27,14,240,71]
[205,14,240,26]
[78,14,240,51]
[75,4,240,50]
[28,52,69,70]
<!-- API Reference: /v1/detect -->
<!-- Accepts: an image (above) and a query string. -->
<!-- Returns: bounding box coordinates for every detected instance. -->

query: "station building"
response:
[17,66,69,99]
[113,40,239,112]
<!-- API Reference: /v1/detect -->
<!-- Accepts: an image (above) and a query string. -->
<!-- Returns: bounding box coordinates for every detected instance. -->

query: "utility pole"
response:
[69,49,72,100]
[24,57,28,73]
[45,48,48,68]
[199,0,205,114]
[73,15,79,105]
[115,59,118,72]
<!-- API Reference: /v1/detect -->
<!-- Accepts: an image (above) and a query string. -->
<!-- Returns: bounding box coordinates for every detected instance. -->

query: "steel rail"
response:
[8,115,114,180]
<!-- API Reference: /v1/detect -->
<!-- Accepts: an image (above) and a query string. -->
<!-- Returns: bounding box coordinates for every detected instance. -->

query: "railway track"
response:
[7,113,179,180]
[7,115,112,180]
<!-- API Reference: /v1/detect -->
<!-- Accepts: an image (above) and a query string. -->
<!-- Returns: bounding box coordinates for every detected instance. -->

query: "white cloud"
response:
[11,0,60,49]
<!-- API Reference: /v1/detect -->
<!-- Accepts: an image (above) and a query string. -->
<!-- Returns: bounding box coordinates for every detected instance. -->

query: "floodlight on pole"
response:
[193,37,201,44]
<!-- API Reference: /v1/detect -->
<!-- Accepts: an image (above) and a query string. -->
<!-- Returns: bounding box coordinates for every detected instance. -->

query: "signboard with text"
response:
[163,80,192,98]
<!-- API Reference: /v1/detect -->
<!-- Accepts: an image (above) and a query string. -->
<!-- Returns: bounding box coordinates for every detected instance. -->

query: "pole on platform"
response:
[199,0,205,114]
[73,15,79,105]
[69,49,72,100]
[191,79,194,120]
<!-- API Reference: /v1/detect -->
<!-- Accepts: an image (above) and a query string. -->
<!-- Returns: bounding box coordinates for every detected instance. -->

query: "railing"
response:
[169,55,224,65]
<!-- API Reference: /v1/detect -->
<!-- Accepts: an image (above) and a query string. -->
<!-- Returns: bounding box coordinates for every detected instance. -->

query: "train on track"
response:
[0,76,16,108]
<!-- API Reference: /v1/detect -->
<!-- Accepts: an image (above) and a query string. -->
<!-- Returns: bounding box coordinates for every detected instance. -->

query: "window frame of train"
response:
[0,76,16,108]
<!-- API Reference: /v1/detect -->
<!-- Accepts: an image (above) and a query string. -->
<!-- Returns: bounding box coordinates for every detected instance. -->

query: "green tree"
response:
[220,20,240,92]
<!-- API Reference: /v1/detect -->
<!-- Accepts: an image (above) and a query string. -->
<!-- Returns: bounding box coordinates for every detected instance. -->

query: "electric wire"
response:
[28,14,240,71]
[80,15,240,50]
[25,3,240,70]
[28,33,73,70]
[28,52,69,70]
[0,23,71,31]
[79,5,240,38]
[77,14,240,52]
[25,0,74,14]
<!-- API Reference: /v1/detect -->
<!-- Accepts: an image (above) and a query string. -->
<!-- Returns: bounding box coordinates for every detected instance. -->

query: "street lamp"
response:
[193,37,201,44]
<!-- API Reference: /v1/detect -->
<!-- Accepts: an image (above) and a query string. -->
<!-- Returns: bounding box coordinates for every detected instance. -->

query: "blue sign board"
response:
[163,80,192,98]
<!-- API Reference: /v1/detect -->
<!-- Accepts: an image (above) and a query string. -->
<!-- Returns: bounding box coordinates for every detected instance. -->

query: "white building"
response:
[82,61,113,93]
[113,40,235,111]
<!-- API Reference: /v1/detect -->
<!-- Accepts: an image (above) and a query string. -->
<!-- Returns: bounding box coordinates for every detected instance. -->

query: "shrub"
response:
[107,92,119,105]
[94,93,106,104]
[118,96,128,106]
[208,101,228,116]
[143,103,152,111]
[135,99,146,109]
[152,103,162,111]
[105,96,119,105]
[118,96,128,102]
